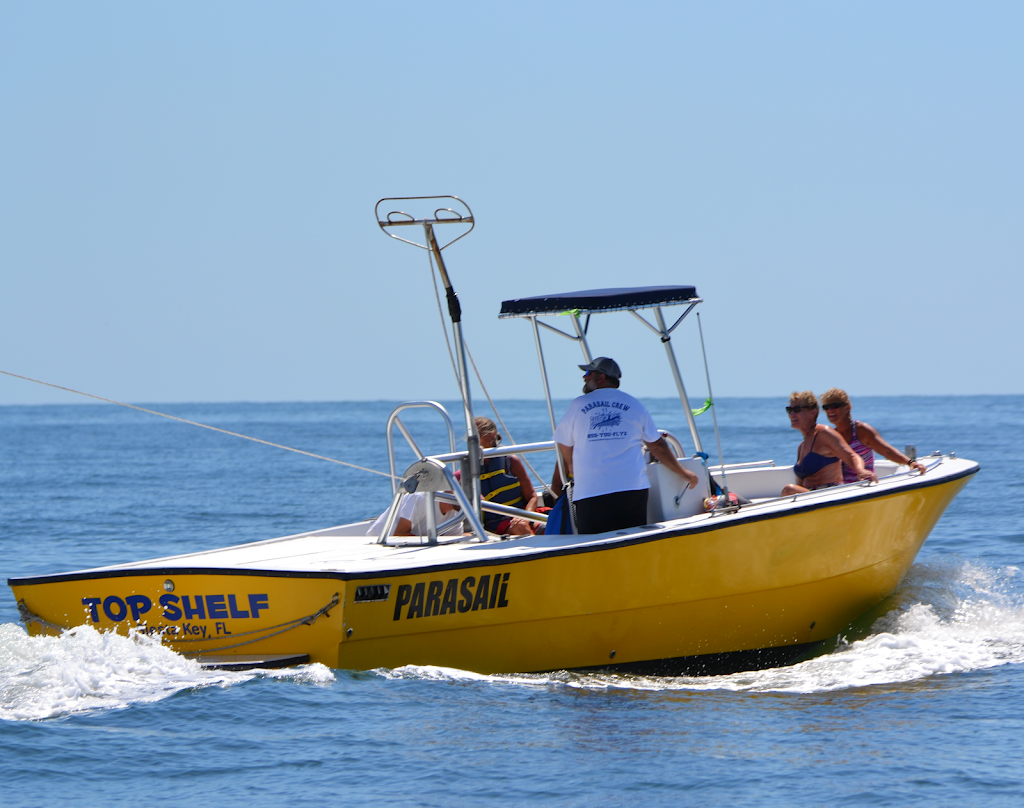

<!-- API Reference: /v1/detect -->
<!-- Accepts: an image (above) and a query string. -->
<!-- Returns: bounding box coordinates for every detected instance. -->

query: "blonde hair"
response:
[475,416,498,436]
[820,387,850,407]
[789,390,819,409]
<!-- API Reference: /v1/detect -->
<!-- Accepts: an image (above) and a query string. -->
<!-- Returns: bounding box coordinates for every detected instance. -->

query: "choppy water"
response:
[1,397,1022,805]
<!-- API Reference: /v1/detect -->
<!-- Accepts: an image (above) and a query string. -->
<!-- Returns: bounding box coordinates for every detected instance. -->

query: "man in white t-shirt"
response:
[367,492,461,537]
[553,357,699,534]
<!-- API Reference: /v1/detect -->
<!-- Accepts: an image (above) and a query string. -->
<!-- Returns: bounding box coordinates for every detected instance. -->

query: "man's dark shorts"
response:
[574,489,649,534]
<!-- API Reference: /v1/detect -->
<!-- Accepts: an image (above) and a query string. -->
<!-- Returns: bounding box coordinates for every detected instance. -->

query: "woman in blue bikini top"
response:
[781,391,877,496]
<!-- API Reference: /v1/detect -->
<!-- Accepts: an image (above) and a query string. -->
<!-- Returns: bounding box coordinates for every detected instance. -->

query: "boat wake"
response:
[382,559,1024,694]
[0,623,334,721]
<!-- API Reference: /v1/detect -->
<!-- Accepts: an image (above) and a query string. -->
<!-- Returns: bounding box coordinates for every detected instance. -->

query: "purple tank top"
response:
[843,421,874,483]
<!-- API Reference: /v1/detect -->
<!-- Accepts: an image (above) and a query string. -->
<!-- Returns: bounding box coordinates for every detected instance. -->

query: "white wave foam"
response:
[381,560,1024,694]
[377,664,552,687]
[0,623,334,721]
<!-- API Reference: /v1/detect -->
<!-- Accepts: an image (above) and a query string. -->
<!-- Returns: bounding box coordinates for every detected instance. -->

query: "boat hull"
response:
[10,467,973,674]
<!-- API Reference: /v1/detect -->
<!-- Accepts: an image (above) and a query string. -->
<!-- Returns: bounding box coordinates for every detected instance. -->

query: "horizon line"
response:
[2,392,1023,409]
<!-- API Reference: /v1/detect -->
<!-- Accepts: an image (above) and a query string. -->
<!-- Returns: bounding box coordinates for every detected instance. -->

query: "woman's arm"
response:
[856,421,927,474]
[392,518,413,536]
[509,456,538,512]
[819,427,878,482]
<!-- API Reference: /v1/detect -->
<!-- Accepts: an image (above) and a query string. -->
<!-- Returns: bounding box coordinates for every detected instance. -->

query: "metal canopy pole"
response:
[570,314,594,364]
[654,306,703,455]
[531,316,568,489]
[531,316,558,433]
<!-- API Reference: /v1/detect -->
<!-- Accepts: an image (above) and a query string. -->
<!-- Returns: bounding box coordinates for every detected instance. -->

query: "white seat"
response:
[646,457,711,521]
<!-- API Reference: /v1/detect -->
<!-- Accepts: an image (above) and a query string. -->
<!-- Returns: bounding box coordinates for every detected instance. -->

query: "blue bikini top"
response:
[794,433,839,478]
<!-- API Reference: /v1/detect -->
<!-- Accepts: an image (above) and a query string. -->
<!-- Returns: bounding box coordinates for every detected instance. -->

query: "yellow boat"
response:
[8,197,978,675]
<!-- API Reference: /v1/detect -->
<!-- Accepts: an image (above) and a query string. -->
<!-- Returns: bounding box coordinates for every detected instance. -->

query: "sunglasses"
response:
[822,403,847,411]
[786,405,816,413]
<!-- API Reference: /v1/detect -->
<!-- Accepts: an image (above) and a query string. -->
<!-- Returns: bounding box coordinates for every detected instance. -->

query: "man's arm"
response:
[557,443,574,480]
[645,438,699,489]
[550,462,564,498]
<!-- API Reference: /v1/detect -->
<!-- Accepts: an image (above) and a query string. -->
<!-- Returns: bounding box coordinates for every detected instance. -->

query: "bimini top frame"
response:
[499,285,706,457]
[499,285,699,317]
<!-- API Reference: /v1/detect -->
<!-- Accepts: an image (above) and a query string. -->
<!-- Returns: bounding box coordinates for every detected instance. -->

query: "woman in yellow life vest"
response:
[475,417,538,535]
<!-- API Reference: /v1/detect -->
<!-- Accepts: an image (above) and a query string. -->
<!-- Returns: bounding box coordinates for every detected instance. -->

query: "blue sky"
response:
[2,2,1021,406]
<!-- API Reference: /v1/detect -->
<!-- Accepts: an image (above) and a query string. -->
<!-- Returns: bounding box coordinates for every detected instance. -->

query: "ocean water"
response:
[1,396,1022,806]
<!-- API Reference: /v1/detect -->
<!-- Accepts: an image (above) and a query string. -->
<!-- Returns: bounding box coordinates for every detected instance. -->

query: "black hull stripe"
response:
[8,464,978,587]
[577,640,825,677]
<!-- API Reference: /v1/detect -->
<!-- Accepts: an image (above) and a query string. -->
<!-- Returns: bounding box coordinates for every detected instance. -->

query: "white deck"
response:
[57,455,973,579]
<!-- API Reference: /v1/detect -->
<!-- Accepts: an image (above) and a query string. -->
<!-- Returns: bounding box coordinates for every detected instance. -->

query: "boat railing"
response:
[382,402,556,545]
[659,430,686,459]
[707,460,776,471]
[379,489,551,547]
[433,491,548,526]
[377,451,553,547]
[429,440,556,464]
[708,456,946,515]
[386,401,458,497]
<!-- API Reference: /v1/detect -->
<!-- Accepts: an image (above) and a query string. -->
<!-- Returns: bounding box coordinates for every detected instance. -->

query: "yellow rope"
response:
[0,369,395,479]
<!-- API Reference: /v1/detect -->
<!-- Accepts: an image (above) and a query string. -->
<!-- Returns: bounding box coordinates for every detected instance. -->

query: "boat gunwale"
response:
[7,460,979,587]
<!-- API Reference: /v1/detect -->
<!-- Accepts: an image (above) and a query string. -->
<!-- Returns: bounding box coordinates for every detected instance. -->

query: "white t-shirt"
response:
[553,387,660,500]
[367,492,461,537]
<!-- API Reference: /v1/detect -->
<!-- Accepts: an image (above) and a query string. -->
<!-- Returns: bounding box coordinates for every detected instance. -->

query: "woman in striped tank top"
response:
[821,388,927,483]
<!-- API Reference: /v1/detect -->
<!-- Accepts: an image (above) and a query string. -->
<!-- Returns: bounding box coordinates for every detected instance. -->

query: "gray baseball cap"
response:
[579,357,621,379]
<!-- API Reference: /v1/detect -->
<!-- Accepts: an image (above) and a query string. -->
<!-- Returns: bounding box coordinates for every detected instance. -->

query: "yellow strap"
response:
[484,482,522,502]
